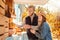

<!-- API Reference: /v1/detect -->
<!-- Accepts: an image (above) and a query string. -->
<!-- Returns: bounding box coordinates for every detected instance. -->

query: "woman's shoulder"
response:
[43,22,48,24]
[43,22,50,29]
[43,22,49,26]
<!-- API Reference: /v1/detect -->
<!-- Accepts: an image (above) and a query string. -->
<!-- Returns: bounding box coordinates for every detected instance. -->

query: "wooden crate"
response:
[4,28,9,33]
[0,33,6,40]
[0,14,9,25]
[0,0,5,9]
[0,14,5,25]
[0,0,5,15]
[4,17,9,28]
[0,26,5,34]
[0,34,4,40]
[0,14,9,40]
[4,33,8,40]
[0,7,5,15]
[0,36,2,40]
[3,16,9,23]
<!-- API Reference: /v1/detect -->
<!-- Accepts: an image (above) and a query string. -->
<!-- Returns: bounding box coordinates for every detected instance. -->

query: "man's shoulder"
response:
[26,13,38,19]
[26,16,30,19]
[34,13,38,16]
[34,14,38,18]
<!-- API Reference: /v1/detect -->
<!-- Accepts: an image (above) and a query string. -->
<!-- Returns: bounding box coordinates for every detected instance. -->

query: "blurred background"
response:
[0,0,60,40]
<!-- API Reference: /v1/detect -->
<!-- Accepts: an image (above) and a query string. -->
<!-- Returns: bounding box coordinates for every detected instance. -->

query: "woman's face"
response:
[38,15,43,22]
[38,11,43,22]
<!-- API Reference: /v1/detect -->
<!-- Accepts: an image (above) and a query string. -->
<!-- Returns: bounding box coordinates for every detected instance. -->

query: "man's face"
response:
[28,8,34,16]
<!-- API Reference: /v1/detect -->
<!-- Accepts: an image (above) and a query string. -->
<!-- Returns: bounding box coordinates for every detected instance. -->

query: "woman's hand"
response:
[30,29,36,34]
[23,24,31,29]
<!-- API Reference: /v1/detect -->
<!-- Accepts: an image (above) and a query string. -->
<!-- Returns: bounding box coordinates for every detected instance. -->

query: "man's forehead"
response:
[28,7,34,9]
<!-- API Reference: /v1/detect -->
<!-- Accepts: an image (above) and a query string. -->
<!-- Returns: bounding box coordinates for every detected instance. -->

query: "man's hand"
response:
[23,24,31,29]
[30,29,36,34]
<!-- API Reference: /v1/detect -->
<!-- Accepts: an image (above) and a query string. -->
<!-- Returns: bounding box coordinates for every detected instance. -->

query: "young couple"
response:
[23,5,52,40]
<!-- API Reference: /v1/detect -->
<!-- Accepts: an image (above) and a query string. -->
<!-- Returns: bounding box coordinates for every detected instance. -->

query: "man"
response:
[25,5,38,26]
[25,5,38,40]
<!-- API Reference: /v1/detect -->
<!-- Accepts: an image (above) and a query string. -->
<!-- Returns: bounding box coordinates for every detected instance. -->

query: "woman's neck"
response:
[38,21,42,26]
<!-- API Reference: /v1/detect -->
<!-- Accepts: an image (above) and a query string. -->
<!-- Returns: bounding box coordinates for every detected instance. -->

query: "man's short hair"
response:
[28,5,35,11]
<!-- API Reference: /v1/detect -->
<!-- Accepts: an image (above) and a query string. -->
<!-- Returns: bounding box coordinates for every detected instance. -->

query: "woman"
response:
[30,12,52,40]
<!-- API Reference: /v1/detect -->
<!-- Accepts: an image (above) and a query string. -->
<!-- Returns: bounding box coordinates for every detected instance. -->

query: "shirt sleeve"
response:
[35,22,50,39]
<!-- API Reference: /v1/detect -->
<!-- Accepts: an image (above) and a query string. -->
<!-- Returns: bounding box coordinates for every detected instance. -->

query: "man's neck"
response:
[30,14,34,17]
[30,13,34,17]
